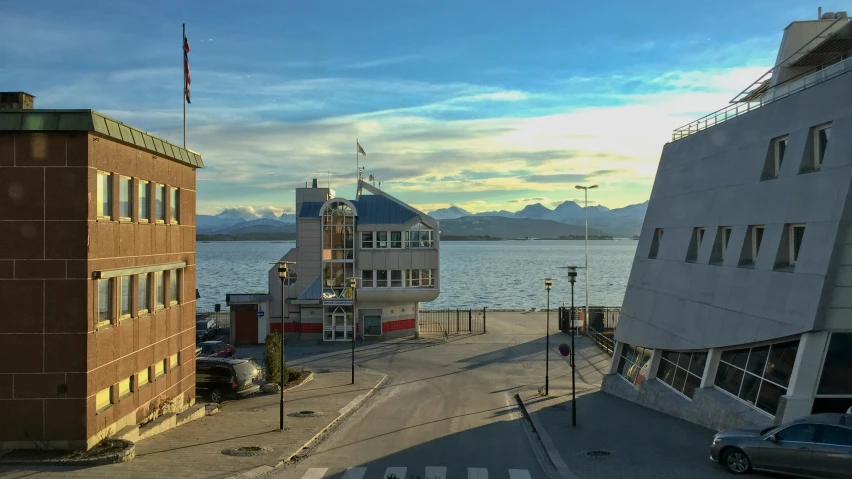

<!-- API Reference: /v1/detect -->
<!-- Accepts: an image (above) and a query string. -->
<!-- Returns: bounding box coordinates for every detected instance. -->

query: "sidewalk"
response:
[0,371,386,479]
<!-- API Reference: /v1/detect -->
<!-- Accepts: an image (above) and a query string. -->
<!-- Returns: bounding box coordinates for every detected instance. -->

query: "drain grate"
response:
[222,446,273,457]
[585,450,611,457]
[289,410,324,418]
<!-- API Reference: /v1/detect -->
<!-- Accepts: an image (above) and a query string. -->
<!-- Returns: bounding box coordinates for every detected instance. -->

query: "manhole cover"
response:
[222,446,273,457]
[289,410,324,418]
[586,450,611,457]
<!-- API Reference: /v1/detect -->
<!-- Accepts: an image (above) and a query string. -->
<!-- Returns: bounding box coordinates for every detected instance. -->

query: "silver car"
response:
[710,413,852,477]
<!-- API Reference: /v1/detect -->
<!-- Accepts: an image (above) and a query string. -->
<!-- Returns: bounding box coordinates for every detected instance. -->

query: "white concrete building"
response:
[603,12,852,431]
[227,179,440,343]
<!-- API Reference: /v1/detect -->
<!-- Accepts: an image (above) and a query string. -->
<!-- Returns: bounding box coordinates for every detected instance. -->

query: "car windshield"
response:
[199,343,217,353]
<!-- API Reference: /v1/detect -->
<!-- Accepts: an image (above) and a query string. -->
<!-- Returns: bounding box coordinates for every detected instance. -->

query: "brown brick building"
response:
[0,93,203,450]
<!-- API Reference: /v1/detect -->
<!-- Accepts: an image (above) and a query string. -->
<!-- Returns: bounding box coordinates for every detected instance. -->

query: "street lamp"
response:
[575,184,598,332]
[567,266,578,427]
[348,277,358,385]
[276,260,295,430]
[542,277,556,396]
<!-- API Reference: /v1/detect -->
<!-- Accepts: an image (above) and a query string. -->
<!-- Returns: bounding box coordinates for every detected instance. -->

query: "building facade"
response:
[603,14,852,431]
[228,179,440,343]
[0,100,202,450]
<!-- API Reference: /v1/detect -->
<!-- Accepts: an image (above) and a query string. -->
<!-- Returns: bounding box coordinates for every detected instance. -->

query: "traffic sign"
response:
[558,343,571,357]
[256,311,265,318]
[356,335,364,344]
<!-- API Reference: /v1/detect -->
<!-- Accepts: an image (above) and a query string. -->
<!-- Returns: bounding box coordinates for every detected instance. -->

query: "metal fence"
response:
[195,311,230,329]
[559,306,619,356]
[419,308,486,335]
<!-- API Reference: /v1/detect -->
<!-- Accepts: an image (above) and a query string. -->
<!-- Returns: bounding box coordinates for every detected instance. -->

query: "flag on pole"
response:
[183,31,191,104]
[357,141,367,158]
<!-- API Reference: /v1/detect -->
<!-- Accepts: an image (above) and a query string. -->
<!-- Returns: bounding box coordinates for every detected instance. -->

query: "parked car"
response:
[195,357,260,403]
[196,341,235,358]
[196,318,217,342]
[710,413,852,477]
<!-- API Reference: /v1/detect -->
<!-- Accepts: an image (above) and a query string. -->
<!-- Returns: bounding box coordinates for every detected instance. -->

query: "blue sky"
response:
[1,0,830,216]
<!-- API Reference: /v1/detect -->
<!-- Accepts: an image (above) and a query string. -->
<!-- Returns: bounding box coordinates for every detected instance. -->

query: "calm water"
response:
[196,240,638,311]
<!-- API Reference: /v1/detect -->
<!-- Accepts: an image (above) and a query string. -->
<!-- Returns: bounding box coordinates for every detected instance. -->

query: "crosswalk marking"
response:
[341,467,367,479]
[425,466,447,479]
[384,467,407,479]
[467,468,488,479]
[508,470,532,479]
[300,468,329,479]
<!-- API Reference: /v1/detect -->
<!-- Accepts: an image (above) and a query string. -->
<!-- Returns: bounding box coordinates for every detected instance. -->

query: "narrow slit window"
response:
[649,228,663,259]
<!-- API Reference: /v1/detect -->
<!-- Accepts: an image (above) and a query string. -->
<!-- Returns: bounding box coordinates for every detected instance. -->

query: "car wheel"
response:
[209,389,223,403]
[721,448,751,474]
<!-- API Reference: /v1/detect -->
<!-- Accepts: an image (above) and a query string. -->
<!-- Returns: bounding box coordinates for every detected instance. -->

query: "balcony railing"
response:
[672,56,852,141]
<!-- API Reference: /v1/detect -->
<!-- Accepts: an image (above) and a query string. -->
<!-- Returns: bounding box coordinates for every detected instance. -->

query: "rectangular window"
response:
[154,360,165,378]
[138,180,149,222]
[118,376,132,399]
[137,367,150,388]
[97,171,112,219]
[376,231,388,248]
[649,228,663,259]
[714,340,799,416]
[363,315,382,336]
[119,276,132,319]
[740,225,764,266]
[361,232,374,249]
[711,226,733,264]
[774,136,788,176]
[657,351,707,399]
[390,231,402,248]
[97,278,113,326]
[119,176,132,221]
[391,270,403,287]
[361,270,374,288]
[170,269,180,305]
[817,333,852,395]
[155,184,166,223]
[376,270,388,288]
[169,353,179,369]
[170,188,179,224]
[96,386,112,412]
[155,271,165,309]
[686,227,704,262]
[408,269,420,287]
[138,273,150,314]
[789,224,805,265]
[616,344,651,388]
[815,124,831,168]
[753,226,764,260]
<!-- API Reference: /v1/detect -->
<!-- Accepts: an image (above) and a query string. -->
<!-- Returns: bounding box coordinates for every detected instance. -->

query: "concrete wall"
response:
[619,70,852,351]
[772,19,848,86]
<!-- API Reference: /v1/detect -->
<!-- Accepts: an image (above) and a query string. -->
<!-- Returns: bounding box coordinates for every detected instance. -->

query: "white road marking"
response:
[468,468,488,479]
[300,469,329,479]
[384,467,407,479]
[425,466,447,479]
[508,470,532,479]
[341,467,367,479]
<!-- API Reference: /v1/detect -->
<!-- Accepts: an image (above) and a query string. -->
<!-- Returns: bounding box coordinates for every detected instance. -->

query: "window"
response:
[390,231,402,248]
[97,171,112,219]
[376,270,388,288]
[789,224,805,265]
[170,269,180,305]
[155,184,166,223]
[137,367,150,389]
[97,279,113,326]
[739,225,764,266]
[138,273,150,314]
[407,223,434,248]
[363,315,382,336]
[617,344,651,387]
[714,340,799,416]
[763,136,788,179]
[118,376,132,399]
[154,360,165,378]
[155,271,165,309]
[119,276,132,319]
[169,353,179,369]
[138,180,149,222]
[710,227,732,265]
[820,426,852,446]
[361,232,374,249]
[649,228,663,259]
[407,269,420,287]
[96,386,112,412]
[391,270,403,287]
[170,188,179,224]
[776,224,805,268]
[656,351,707,399]
[361,270,374,288]
[815,124,831,169]
[686,227,704,262]
[376,231,388,248]
[775,424,818,443]
[119,176,132,221]
[817,333,852,395]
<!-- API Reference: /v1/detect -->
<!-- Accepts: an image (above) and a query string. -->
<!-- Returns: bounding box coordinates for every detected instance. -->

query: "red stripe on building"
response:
[383,318,415,332]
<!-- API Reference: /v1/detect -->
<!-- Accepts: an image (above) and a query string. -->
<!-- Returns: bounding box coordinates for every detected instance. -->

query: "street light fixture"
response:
[566,266,578,427]
[542,277,556,396]
[275,260,296,431]
[348,277,358,385]
[575,184,598,332]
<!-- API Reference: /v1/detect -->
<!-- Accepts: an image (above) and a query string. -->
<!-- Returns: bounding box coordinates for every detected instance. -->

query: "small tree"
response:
[264,332,288,386]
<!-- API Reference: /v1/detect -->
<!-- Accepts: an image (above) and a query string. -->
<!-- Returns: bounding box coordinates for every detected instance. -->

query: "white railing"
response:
[672,56,852,141]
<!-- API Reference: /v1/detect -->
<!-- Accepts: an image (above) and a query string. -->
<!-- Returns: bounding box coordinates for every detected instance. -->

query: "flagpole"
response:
[183,23,187,149]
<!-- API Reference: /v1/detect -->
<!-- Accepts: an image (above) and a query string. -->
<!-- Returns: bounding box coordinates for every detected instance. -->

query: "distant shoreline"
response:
[197,234,637,242]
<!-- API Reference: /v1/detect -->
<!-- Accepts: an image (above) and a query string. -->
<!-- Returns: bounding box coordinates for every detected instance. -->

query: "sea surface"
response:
[196,240,638,311]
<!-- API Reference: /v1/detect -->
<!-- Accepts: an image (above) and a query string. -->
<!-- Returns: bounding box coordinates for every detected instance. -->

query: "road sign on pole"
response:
[558,343,571,357]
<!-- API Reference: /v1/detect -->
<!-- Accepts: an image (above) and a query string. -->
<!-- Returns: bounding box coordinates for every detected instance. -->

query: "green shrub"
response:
[263,332,288,385]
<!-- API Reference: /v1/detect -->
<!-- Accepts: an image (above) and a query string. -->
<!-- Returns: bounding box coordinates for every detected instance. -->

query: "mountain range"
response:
[197,209,296,235]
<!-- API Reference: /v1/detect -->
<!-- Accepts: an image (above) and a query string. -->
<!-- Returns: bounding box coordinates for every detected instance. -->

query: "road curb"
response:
[222,373,388,479]
[515,392,580,479]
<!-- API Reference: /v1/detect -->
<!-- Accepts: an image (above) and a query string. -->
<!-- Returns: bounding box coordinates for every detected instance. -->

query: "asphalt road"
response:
[263,312,572,479]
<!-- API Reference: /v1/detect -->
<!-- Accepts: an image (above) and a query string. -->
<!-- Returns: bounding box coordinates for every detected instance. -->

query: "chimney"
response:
[819,6,822,19]
[311,178,319,188]
[0,92,35,110]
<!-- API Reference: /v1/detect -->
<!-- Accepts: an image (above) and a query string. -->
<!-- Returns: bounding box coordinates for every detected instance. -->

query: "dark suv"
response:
[195,357,260,403]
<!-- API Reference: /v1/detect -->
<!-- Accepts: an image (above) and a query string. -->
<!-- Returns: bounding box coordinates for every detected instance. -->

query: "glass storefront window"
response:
[714,339,799,416]
[617,344,651,387]
[657,350,707,399]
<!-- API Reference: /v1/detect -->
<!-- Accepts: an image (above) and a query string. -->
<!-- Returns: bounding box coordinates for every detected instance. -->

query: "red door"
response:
[234,310,258,345]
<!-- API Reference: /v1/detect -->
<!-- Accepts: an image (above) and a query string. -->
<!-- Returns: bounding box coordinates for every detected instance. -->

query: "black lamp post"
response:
[276,260,295,431]
[543,277,556,396]
[567,266,578,427]
[348,277,357,385]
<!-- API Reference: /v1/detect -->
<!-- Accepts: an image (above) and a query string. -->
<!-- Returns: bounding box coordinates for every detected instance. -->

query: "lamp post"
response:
[567,266,578,427]
[542,277,556,396]
[348,277,357,385]
[275,260,295,430]
[575,184,598,332]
